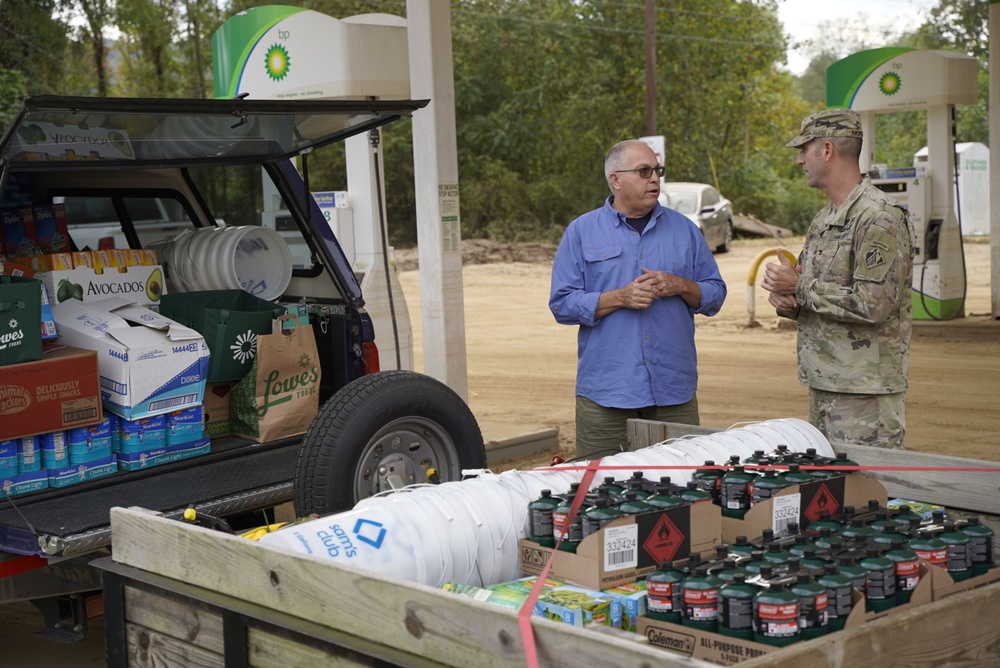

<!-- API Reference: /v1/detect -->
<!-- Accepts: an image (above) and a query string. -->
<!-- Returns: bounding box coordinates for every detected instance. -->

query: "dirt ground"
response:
[397,235,999,469]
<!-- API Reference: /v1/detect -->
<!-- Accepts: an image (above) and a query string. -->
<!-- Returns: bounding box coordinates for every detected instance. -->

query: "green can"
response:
[753,582,800,646]
[790,573,829,640]
[682,567,721,632]
[647,562,685,623]
[720,466,754,519]
[884,539,921,604]
[618,490,653,517]
[960,517,995,576]
[527,489,560,548]
[859,548,897,612]
[718,573,755,640]
[817,564,854,631]
[938,521,973,582]
[680,481,713,505]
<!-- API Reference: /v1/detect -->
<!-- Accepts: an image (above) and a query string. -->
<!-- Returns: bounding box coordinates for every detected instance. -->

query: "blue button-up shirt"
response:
[549,197,727,409]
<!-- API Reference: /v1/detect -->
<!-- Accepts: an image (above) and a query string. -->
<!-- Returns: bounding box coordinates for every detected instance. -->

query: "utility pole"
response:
[644,0,656,136]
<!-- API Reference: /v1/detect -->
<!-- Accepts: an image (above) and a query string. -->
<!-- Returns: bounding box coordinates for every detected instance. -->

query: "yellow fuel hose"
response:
[747,248,797,324]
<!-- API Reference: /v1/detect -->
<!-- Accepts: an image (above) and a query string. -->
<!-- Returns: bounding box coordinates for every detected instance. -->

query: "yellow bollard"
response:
[746,248,797,326]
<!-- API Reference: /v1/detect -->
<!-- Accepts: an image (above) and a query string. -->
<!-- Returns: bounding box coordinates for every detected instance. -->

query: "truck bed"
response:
[0,436,301,559]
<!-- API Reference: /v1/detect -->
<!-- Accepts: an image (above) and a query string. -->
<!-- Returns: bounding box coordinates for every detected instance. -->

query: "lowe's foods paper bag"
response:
[230,316,320,443]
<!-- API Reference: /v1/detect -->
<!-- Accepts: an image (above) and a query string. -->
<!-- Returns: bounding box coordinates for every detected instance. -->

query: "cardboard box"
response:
[519,502,721,591]
[38,264,166,307]
[47,454,118,488]
[721,474,888,543]
[116,436,211,471]
[636,591,869,665]
[603,581,648,632]
[0,346,101,440]
[0,469,49,497]
[929,561,1000,601]
[203,381,233,437]
[50,297,209,420]
[536,584,623,628]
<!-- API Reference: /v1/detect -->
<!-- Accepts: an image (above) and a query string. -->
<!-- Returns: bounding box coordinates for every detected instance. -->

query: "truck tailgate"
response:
[0,437,301,559]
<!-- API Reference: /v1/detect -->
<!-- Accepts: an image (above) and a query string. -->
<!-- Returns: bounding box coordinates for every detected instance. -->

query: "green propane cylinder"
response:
[859,547,897,613]
[618,490,653,517]
[625,471,653,500]
[836,556,867,593]
[839,518,875,542]
[682,567,722,632]
[807,511,841,536]
[720,466,754,518]
[711,559,746,584]
[692,460,724,503]
[783,463,813,487]
[647,482,686,511]
[908,530,948,571]
[938,521,973,582]
[647,561,685,623]
[528,489,561,547]
[960,517,995,576]
[817,564,854,631]
[553,483,584,553]
[718,573,755,640]
[727,535,756,558]
[749,469,789,507]
[753,582,800,646]
[790,573,829,640]
[581,494,621,539]
[884,539,921,605]
[680,481,713,505]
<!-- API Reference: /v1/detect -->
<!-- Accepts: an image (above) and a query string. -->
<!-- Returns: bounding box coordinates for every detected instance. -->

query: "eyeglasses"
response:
[616,165,665,179]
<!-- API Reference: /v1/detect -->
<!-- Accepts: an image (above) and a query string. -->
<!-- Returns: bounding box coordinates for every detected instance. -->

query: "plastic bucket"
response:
[228,226,293,300]
[157,226,292,300]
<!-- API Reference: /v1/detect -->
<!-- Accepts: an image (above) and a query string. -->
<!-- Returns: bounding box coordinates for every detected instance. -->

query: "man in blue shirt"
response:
[549,140,727,458]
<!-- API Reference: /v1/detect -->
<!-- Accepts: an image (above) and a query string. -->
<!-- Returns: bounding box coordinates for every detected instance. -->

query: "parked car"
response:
[659,182,733,253]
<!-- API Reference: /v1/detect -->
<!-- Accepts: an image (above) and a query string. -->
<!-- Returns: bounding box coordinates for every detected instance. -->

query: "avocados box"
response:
[519,501,721,591]
[50,297,209,420]
[37,264,165,308]
[721,473,888,544]
[0,345,102,440]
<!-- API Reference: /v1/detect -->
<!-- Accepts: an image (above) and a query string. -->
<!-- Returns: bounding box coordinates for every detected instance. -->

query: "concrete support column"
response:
[406,0,469,399]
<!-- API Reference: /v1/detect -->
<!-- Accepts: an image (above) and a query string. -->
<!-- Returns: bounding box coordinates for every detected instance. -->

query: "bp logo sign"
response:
[879,71,901,96]
[265,44,291,81]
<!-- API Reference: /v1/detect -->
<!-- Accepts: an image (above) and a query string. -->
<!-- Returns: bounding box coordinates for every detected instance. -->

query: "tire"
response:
[716,219,733,253]
[293,370,486,517]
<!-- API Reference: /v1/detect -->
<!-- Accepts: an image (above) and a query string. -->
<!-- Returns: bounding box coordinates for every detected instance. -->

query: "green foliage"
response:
[0,0,989,246]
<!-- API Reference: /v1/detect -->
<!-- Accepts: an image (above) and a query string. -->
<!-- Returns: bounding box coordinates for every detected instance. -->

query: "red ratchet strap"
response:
[534,464,1000,473]
[518,458,602,668]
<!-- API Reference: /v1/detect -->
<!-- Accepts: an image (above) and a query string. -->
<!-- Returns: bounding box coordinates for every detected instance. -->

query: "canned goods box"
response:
[116,436,211,472]
[51,297,209,420]
[0,345,101,440]
[519,501,721,591]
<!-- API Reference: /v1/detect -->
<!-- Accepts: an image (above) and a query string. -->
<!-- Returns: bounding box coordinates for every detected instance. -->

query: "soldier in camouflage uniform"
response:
[762,109,916,449]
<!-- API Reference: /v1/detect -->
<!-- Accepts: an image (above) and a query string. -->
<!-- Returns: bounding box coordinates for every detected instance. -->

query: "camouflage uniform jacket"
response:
[791,176,916,394]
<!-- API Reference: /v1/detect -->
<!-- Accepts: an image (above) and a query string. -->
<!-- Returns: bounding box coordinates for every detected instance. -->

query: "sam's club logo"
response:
[265,44,291,81]
[353,518,387,548]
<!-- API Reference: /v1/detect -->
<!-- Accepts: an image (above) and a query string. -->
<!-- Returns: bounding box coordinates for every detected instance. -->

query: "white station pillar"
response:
[406,0,469,400]
[991,2,1000,319]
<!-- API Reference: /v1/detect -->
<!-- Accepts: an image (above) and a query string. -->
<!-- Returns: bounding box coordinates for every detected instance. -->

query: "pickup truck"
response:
[0,95,487,641]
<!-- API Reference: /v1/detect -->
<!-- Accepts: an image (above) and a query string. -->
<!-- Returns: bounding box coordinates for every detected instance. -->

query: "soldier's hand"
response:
[762,247,800,296]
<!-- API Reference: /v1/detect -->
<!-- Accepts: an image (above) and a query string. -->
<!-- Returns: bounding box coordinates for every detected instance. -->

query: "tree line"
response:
[0,0,988,246]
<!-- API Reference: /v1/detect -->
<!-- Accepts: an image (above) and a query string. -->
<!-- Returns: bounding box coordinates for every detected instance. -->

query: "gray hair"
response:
[605,140,648,190]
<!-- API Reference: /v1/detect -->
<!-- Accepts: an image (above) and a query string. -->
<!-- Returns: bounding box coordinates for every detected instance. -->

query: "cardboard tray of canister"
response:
[95,420,1000,668]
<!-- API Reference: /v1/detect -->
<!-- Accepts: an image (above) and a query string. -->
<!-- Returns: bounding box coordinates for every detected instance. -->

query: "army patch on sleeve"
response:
[855,227,899,282]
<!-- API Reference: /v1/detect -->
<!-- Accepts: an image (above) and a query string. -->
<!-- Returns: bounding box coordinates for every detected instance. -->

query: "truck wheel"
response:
[293,370,487,516]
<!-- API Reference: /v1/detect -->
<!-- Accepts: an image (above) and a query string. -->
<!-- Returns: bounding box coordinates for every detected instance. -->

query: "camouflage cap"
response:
[786,108,863,148]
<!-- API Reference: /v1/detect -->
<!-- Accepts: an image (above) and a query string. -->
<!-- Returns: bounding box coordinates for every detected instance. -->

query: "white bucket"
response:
[260,419,834,588]
[155,226,292,300]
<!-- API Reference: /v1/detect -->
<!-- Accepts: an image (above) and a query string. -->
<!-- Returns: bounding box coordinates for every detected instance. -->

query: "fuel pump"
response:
[826,48,979,320]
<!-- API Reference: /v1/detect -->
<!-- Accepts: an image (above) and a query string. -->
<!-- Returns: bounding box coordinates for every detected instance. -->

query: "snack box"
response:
[0,345,102,440]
